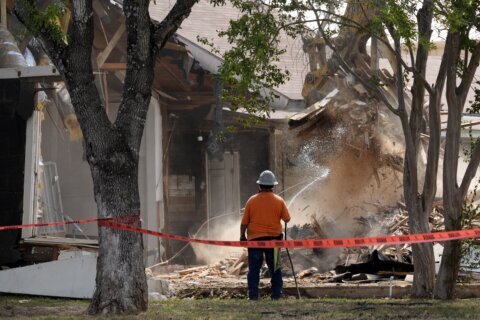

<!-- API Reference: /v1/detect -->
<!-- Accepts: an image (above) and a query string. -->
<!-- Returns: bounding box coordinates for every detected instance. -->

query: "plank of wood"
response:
[298,267,318,279]
[289,88,339,125]
[1,0,6,27]
[97,22,126,67]
[178,266,208,276]
[229,262,244,276]
[99,63,127,70]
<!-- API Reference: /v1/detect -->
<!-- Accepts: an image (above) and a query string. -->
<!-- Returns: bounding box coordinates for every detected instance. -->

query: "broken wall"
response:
[39,97,163,263]
[164,108,271,264]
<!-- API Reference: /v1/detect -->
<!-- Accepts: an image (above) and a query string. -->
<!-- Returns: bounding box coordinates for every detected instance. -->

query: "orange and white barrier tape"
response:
[1,217,479,248]
[99,220,480,248]
[0,216,139,231]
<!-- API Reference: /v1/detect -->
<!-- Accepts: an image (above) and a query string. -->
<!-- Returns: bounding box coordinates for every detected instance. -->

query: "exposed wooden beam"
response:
[93,8,108,45]
[102,72,109,113]
[153,88,178,101]
[158,61,191,92]
[170,95,215,105]
[166,101,213,109]
[99,63,127,70]
[167,91,214,97]
[441,120,480,131]
[96,21,126,67]
[164,42,187,52]
[1,0,6,27]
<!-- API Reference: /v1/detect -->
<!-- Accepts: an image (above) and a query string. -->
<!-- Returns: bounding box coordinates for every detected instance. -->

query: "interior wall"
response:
[166,130,205,262]
[40,100,158,243]
[41,106,97,237]
[143,98,163,265]
[165,119,270,262]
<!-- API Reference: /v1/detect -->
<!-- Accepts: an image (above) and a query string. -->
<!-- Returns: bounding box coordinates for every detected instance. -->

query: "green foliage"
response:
[18,0,68,46]
[461,181,480,272]
[381,0,417,47]
[460,81,480,273]
[204,0,311,122]
[462,82,480,160]
[462,177,480,229]
[467,82,480,115]
[205,0,429,123]
[435,0,480,33]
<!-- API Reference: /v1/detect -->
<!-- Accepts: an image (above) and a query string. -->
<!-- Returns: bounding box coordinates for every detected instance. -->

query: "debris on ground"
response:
[150,200,480,298]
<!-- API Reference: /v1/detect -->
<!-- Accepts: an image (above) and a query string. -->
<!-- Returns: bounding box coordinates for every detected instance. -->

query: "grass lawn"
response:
[1,295,480,319]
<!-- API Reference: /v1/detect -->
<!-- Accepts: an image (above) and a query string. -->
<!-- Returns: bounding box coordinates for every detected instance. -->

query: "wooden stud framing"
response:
[96,21,126,68]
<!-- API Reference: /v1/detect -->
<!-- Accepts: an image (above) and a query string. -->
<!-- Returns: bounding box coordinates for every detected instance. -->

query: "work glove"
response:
[240,235,247,241]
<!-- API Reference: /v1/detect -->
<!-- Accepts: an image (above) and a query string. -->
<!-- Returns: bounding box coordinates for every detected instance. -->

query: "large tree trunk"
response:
[15,0,197,314]
[435,32,470,299]
[385,0,436,296]
[59,46,150,312]
[303,0,437,297]
[406,0,436,298]
[435,33,462,297]
[88,166,147,313]
[434,31,480,299]
[435,218,462,299]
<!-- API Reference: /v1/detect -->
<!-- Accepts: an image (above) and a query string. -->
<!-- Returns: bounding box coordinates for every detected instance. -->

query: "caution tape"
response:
[0,216,139,231]
[100,220,480,249]
[2,218,480,248]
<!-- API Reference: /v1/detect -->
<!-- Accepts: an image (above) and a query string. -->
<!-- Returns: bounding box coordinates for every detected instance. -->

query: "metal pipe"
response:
[0,25,27,68]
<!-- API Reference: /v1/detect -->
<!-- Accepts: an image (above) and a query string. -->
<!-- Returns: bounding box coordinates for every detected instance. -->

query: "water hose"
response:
[285,221,301,299]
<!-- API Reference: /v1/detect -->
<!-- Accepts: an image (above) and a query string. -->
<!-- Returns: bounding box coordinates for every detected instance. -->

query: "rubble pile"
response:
[150,201,480,298]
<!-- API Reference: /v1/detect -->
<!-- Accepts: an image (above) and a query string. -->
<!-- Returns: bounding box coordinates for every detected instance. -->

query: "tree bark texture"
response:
[88,165,147,313]
[307,0,438,297]
[434,33,480,299]
[16,0,198,314]
[406,0,437,298]
[391,17,436,296]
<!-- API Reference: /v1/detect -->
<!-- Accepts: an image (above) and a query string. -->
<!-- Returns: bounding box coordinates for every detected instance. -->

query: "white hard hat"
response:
[256,170,278,186]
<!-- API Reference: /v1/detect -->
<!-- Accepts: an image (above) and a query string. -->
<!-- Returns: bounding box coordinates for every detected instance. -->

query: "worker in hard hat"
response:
[240,170,291,300]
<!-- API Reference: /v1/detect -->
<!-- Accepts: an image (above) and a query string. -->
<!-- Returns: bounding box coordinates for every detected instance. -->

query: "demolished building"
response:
[0,0,307,298]
[1,0,480,300]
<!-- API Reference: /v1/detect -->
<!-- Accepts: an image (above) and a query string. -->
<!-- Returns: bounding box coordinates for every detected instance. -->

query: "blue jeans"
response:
[247,246,283,300]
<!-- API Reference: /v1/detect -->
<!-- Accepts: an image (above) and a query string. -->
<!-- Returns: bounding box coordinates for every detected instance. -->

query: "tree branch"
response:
[458,40,480,106]
[114,0,154,158]
[422,32,449,206]
[460,141,480,200]
[116,0,199,157]
[16,0,115,156]
[14,0,68,72]
[151,0,198,54]
[443,32,462,214]
[409,0,433,152]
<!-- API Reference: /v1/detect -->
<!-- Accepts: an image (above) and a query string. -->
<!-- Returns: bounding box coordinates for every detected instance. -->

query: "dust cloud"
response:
[285,139,404,238]
[191,217,244,265]
[192,111,406,268]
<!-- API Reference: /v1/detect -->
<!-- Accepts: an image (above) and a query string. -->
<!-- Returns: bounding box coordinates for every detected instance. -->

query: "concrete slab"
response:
[0,252,170,299]
[0,252,97,298]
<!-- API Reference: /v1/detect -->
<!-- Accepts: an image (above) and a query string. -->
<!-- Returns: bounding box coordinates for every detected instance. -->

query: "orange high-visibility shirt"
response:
[241,191,291,240]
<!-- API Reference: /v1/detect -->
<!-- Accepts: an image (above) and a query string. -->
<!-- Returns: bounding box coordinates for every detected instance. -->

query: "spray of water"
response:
[287,167,330,209]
